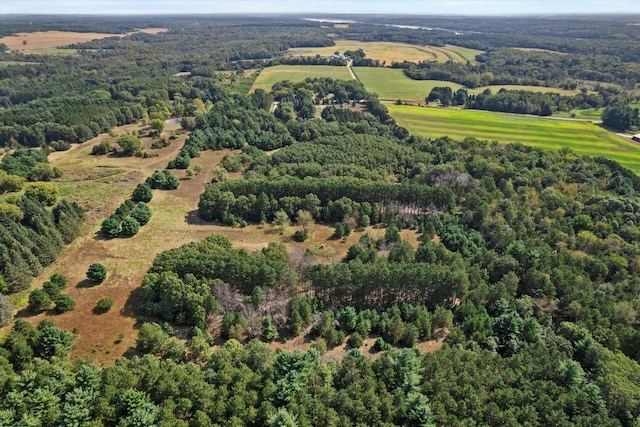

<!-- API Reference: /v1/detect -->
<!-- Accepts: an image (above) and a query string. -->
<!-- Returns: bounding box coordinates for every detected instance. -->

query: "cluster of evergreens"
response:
[2,13,640,426]
[0,194,83,294]
[101,183,154,238]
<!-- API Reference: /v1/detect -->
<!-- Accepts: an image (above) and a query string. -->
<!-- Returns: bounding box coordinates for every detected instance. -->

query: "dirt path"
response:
[347,60,358,80]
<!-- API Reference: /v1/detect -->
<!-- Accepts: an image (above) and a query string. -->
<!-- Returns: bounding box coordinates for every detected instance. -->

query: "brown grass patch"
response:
[6,119,424,364]
[0,28,168,52]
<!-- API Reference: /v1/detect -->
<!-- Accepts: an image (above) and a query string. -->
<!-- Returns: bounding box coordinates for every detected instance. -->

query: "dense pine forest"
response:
[1,13,640,426]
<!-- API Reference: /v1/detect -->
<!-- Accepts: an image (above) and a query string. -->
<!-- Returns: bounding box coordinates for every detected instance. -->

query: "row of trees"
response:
[0,194,84,294]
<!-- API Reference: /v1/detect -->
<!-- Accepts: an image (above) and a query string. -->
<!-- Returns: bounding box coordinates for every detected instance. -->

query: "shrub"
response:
[29,289,52,313]
[87,263,107,284]
[54,294,76,313]
[101,215,121,238]
[120,216,140,236]
[130,202,152,226]
[347,332,364,348]
[374,337,391,352]
[292,230,309,242]
[91,140,111,155]
[95,296,115,313]
[146,170,179,190]
[131,183,153,203]
[24,182,59,206]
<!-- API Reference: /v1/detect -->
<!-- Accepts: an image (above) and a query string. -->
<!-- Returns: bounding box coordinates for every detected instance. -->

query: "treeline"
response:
[0,195,84,293]
[399,47,640,90]
[198,177,454,224]
[0,94,145,147]
[336,15,640,62]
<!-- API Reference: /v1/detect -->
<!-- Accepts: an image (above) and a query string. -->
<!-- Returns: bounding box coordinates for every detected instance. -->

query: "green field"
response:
[353,67,464,102]
[251,65,353,91]
[388,104,640,173]
[27,48,80,55]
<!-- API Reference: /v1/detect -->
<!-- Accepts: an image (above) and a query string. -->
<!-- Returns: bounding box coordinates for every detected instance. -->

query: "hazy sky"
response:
[0,0,638,15]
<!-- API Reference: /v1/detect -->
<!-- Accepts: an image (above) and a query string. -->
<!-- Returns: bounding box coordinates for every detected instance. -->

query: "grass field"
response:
[0,29,168,53]
[251,65,353,91]
[354,67,464,102]
[287,40,483,64]
[388,104,640,173]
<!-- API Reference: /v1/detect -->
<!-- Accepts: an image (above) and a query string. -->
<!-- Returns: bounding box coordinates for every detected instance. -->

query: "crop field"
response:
[0,28,168,52]
[251,65,353,91]
[287,40,483,64]
[388,104,640,173]
[353,67,464,102]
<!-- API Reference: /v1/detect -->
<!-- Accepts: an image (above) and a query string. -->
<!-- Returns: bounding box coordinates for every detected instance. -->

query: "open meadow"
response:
[0,28,168,53]
[388,104,640,173]
[354,67,464,102]
[250,64,353,91]
[287,40,483,64]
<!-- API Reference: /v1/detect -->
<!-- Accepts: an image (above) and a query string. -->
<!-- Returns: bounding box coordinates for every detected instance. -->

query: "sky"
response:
[0,0,638,16]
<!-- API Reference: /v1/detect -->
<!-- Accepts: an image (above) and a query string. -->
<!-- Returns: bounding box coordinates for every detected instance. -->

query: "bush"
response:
[120,217,140,236]
[101,215,121,238]
[374,337,391,352]
[131,183,153,203]
[347,332,364,348]
[54,294,76,313]
[130,202,152,226]
[24,182,59,206]
[292,230,309,242]
[91,140,111,155]
[146,170,179,190]
[87,263,108,284]
[28,289,52,313]
[95,296,115,313]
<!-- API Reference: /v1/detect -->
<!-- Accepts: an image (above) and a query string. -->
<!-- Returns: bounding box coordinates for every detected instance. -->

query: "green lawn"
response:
[251,65,353,92]
[388,104,640,173]
[353,67,464,102]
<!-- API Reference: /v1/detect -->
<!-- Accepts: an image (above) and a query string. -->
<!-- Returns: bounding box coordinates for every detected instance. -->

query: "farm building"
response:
[633,133,640,143]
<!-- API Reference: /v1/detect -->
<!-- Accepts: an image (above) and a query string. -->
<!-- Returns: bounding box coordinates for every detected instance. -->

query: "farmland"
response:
[354,67,464,102]
[287,40,483,64]
[251,65,585,103]
[251,64,353,91]
[0,28,168,52]
[388,104,640,173]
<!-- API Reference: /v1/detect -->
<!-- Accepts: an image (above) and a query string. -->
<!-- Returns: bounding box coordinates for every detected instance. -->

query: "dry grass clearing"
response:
[287,40,483,64]
[10,119,423,364]
[0,28,168,52]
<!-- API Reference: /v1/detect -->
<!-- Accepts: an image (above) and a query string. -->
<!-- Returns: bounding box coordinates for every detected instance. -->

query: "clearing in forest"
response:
[388,104,640,173]
[250,65,353,91]
[287,40,483,64]
[15,121,421,365]
[353,67,464,102]
[0,28,168,53]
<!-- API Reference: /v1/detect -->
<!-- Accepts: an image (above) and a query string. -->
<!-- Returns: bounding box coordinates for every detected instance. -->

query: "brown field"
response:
[287,40,483,65]
[6,120,428,365]
[0,28,168,52]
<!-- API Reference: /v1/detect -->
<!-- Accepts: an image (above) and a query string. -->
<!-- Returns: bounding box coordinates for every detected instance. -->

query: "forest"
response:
[1,13,640,427]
